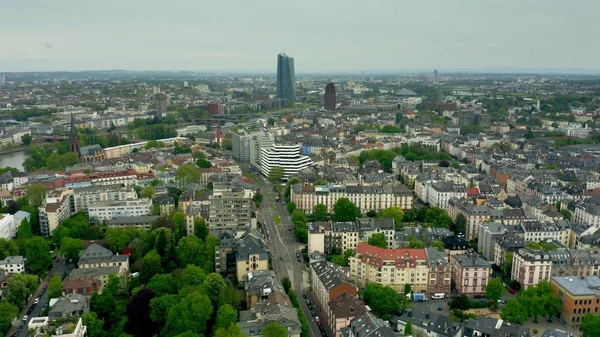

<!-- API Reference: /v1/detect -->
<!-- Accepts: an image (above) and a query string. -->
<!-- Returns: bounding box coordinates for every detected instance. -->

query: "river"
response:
[0,150,29,171]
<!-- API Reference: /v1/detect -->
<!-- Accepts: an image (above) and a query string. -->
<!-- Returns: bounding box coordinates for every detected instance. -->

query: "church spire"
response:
[69,112,80,156]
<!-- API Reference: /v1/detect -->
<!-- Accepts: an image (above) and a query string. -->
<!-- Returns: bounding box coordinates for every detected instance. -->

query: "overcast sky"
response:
[2,0,599,73]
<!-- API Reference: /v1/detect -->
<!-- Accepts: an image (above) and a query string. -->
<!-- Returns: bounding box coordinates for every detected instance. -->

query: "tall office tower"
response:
[69,112,80,156]
[324,82,336,111]
[155,93,168,119]
[434,69,438,79]
[0,74,5,85]
[276,53,296,104]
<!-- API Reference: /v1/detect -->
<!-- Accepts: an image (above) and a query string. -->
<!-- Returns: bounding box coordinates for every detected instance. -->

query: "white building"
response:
[232,130,274,170]
[572,197,600,226]
[73,184,138,213]
[88,199,152,223]
[39,189,74,237]
[427,182,467,209]
[259,144,312,181]
[0,255,26,273]
[511,247,552,289]
[0,213,19,240]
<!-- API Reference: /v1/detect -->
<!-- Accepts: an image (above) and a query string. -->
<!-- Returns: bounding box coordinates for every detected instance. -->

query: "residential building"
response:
[311,260,357,315]
[572,197,600,226]
[463,316,530,337]
[551,275,600,329]
[448,198,491,240]
[349,243,430,294]
[0,256,25,273]
[428,183,467,209]
[425,247,452,297]
[521,220,570,246]
[276,53,296,103]
[477,222,507,261]
[0,214,17,240]
[291,183,413,214]
[245,270,278,309]
[88,199,152,223]
[73,184,137,213]
[62,278,102,296]
[68,266,121,289]
[395,309,462,337]
[450,254,491,295]
[239,288,301,337]
[326,292,366,337]
[232,130,274,170]
[77,244,129,275]
[493,235,525,268]
[106,215,160,228]
[39,189,74,237]
[339,311,396,337]
[236,233,269,283]
[259,144,312,181]
[308,222,329,254]
[208,184,252,235]
[512,247,552,289]
[48,293,90,320]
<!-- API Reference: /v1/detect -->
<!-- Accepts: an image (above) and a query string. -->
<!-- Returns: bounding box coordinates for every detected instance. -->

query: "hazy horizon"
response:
[2,0,600,73]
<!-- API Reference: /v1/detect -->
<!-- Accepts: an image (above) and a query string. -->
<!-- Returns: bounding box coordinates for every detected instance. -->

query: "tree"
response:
[312,203,328,221]
[262,322,288,337]
[165,291,213,336]
[176,235,204,268]
[214,324,245,337]
[147,274,177,296]
[22,236,52,275]
[0,238,19,260]
[448,294,471,311]
[141,185,156,199]
[140,250,162,283]
[485,278,506,310]
[501,298,529,324]
[215,304,238,330]
[149,294,177,326]
[175,164,201,187]
[193,218,208,240]
[26,183,47,207]
[363,283,408,320]
[48,273,63,299]
[404,320,412,336]
[267,117,275,126]
[368,233,387,248]
[179,264,207,289]
[560,209,571,221]
[403,284,411,295]
[5,273,39,309]
[0,301,19,335]
[203,273,227,309]
[172,211,186,240]
[252,192,264,207]
[196,158,211,168]
[286,202,296,214]
[333,197,361,222]
[582,314,600,337]
[21,133,32,145]
[267,166,285,184]
[504,252,514,276]
[424,207,453,228]
[431,240,445,252]
[281,277,292,294]
[60,237,84,263]
[454,214,467,234]
[125,287,158,337]
[82,312,105,337]
[381,206,404,228]
[16,219,33,239]
[542,292,561,320]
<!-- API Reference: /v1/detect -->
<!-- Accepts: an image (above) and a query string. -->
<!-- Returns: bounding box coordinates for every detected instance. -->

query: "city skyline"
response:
[2,0,600,73]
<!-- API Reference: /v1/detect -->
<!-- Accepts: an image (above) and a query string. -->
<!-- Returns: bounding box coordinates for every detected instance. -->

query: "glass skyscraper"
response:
[276,53,296,103]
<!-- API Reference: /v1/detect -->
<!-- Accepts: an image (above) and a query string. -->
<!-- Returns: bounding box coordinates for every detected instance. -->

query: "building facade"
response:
[325,82,336,111]
[73,184,137,213]
[88,199,152,223]
[450,254,491,295]
[276,53,296,103]
[259,144,312,181]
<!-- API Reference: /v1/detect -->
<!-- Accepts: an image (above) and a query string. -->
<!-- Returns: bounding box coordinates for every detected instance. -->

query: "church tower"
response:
[69,112,80,156]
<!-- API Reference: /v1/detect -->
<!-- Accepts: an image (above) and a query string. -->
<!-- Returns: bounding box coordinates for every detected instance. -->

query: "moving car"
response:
[22,315,28,321]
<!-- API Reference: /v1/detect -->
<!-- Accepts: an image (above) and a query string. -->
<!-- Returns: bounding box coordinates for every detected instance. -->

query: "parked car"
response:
[508,289,516,295]
[22,315,28,321]
[34,298,39,304]
[302,293,307,299]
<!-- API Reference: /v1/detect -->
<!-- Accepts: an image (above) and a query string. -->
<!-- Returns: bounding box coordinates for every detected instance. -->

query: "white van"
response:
[431,293,445,300]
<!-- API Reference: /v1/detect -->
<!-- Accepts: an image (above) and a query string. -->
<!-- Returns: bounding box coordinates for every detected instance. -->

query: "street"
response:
[6,257,70,337]
[254,173,326,337]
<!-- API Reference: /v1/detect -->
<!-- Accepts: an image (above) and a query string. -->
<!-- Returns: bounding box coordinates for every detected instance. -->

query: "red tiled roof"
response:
[467,187,480,195]
[355,243,427,269]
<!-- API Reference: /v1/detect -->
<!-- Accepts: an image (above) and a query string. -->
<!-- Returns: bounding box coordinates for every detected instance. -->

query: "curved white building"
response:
[259,144,312,181]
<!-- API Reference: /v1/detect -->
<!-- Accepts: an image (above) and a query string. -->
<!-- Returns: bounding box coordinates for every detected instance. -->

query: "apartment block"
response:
[572,197,600,226]
[291,183,413,214]
[521,220,571,246]
[511,247,552,289]
[78,244,129,275]
[73,184,137,213]
[326,292,366,337]
[88,199,152,223]
[478,222,507,261]
[39,189,74,237]
[90,169,138,186]
[0,256,25,273]
[208,185,252,236]
[311,260,357,315]
[551,276,600,329]
[259,144,312,180]
[450,254,491,295]
[349,243,430,294]
[427,183,466,209]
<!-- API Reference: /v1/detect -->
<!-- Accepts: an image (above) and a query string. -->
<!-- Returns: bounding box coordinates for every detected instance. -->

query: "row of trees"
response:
[500,280,561,324]
[358,144,453,172]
